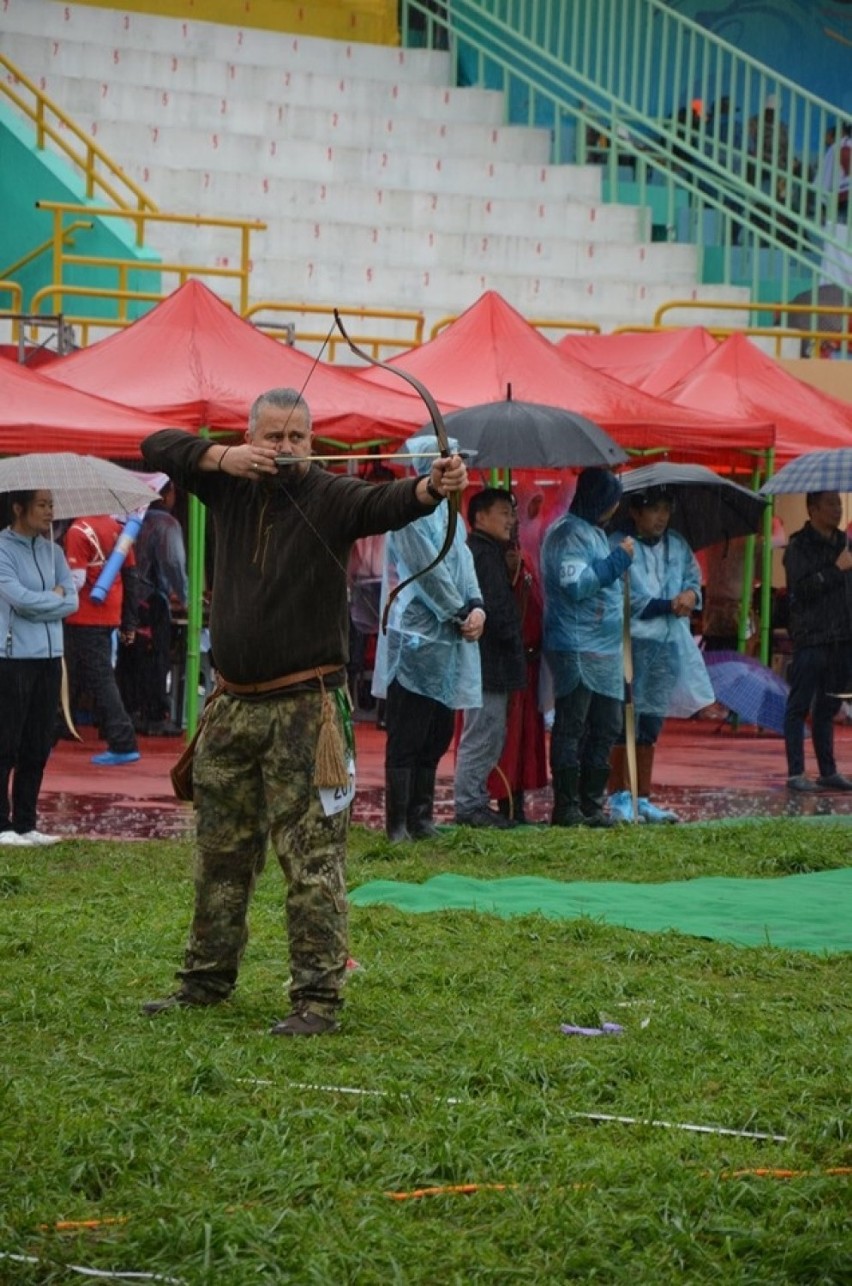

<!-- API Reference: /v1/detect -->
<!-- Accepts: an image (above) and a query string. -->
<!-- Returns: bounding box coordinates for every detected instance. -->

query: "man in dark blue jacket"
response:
[783,490,852,792]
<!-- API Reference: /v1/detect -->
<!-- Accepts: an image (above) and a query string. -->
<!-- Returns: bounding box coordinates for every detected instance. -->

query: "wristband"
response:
[217,446,233,471]
[425,478,444,503]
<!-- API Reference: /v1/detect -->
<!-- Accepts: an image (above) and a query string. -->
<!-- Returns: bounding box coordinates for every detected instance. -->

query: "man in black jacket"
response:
[454,489,527,828]
[783,490,852,792]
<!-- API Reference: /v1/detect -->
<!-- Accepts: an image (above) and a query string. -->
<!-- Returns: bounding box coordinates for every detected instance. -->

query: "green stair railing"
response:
[401,0,850,318]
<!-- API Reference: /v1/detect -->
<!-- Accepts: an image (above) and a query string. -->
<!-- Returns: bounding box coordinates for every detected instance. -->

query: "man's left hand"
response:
[429,453,468,498]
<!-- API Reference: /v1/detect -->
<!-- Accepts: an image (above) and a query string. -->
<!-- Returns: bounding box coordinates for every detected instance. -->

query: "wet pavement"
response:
[32,719,852,840]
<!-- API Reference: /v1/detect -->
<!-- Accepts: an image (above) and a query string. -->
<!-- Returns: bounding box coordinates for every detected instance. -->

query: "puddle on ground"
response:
[33,782,852,840]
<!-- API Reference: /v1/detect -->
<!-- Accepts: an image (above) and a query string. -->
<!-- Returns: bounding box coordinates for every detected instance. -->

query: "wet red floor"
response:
[36,717,852,839]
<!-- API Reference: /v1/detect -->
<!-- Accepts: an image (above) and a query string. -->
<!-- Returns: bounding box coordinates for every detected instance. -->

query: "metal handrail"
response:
[34,201,265,317]
[430,313,600,341]
[1,220,94,281]
[0,52,157,217]
[399,0,852,309]
[0,282,24,340]
[652,298,851,357]
[244,300,426,359]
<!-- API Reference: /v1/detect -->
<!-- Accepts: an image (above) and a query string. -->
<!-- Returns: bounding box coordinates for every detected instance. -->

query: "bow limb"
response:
[333,310,459,633]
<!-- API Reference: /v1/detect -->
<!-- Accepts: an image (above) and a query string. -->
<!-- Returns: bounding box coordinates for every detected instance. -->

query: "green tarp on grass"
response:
[350,868,852,954]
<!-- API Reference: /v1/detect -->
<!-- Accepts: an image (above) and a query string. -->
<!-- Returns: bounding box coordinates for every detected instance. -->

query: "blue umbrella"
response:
[703,651,789,735]
[760,448,852,495]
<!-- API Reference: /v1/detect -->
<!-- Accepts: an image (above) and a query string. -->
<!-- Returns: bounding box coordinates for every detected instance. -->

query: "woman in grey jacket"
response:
[0,490,78,846]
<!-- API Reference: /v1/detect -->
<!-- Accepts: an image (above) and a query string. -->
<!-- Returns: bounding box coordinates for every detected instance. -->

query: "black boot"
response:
[551,767,585,827]
[498,791,527,824]
[408,767,440,839]
[579,765,616,828]
[385,768,413,842]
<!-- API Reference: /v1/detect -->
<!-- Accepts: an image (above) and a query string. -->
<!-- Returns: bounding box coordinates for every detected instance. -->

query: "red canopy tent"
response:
[356,292,773,467]
[656,333,852,466]
[43,280,426,444]
[0,358,173,459]
[557,327,719,396]
[41,281,433,731]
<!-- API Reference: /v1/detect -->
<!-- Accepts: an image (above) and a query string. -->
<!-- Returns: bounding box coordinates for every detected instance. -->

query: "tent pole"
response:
[736,462,762,653]
[758,448,775,667]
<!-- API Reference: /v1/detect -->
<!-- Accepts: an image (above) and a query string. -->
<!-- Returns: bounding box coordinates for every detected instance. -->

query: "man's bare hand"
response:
[429,453,468,498]
[459,607,486,641]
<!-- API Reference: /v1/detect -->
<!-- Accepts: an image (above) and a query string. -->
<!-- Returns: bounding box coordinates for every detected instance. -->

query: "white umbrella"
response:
[0,453,159,519]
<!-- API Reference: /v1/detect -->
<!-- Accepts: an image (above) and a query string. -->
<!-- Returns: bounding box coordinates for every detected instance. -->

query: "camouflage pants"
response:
[177,689,349,1018]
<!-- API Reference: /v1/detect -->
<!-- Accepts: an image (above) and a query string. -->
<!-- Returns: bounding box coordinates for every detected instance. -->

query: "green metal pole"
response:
[183,433,209,737]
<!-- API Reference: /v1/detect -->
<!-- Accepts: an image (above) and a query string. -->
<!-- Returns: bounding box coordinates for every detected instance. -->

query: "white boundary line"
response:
[235,1079,788,1142]
[0,1254,185,1283]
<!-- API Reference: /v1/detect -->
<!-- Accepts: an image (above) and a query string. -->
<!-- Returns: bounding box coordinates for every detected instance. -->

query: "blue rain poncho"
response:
[541,512,630,700]
[613,527,714,718]
[372,434,483,711]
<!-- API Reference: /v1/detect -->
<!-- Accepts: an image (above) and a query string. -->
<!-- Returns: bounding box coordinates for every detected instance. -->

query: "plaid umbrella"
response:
[0,453,158,519]
[760,448,852,496]
[703,651,789,734]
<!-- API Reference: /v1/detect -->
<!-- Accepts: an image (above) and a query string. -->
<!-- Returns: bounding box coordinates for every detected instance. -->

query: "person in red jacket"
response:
[63,514,141,766]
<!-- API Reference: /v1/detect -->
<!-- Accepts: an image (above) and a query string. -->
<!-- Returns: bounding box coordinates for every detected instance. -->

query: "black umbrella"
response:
[611,462,768,550]
[442,400,628,469]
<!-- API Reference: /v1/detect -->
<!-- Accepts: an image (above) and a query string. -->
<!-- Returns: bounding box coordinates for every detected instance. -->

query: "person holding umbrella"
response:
[542,468,633,827]
[0,490,78,846]
[606,485,714,823]
[782,490,852,792]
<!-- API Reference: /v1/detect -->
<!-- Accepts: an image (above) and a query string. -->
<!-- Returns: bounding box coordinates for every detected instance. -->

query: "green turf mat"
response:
[350,868,852,954]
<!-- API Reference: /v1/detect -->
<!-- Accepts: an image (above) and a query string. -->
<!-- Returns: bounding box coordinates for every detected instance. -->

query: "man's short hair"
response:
[248,388,312,434]
[467,487,515,526]
[806,490,829,510]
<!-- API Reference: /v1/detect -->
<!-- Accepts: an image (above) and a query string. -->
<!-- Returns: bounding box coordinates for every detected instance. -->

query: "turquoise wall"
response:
[0,105,159,323]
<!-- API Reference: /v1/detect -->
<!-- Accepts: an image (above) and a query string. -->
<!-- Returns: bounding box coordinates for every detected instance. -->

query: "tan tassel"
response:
[313,674,349,789]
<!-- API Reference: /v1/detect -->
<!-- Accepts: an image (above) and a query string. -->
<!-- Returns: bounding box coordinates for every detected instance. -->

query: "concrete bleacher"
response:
[1,0,749,344]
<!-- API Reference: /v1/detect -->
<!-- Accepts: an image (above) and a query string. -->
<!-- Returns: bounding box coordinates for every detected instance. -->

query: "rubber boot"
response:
[579,765,617,828]
[636,745,679,824]
[551,767,585,827]
[385,768,413,842]
[407,766,440,839]
[607,744,628,794]
[498,791,527,824]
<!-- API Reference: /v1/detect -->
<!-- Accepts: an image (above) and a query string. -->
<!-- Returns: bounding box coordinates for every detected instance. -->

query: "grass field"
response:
[2,819,851,1284]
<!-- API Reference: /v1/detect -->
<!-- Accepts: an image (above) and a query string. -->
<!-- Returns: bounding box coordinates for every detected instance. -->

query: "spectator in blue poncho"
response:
[607,486,714,823]
[372,434,485,841]
[542,468,633,827]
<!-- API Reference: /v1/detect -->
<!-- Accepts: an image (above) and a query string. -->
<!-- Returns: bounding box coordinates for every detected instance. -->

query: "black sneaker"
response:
[454,807,517,830]
[787,774,818,793]
[816,773,852,791]
[270,1009,339,1037]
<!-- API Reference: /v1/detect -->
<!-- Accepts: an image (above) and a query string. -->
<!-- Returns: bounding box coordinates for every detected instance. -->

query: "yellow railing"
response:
[431,313,602,341]
[652,298,852,357]
[0,53,157,218]
[0,280,25,342]
[34,201,265,320]
[244,301,425,359]
[1,220,94,282]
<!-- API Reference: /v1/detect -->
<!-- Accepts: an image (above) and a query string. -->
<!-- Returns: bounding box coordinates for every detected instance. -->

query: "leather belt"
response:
[220,663,343,696]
